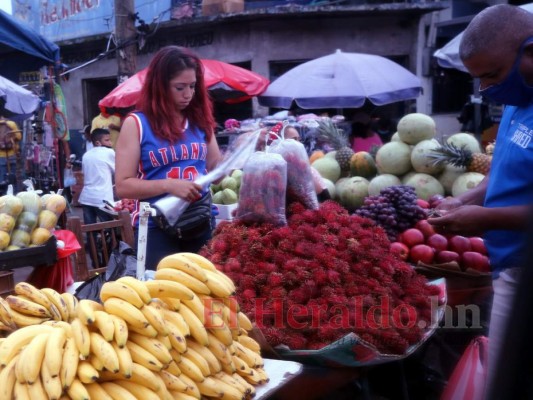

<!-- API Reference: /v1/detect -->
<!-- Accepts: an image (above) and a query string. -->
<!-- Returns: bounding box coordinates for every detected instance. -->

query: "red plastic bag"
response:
[441,336,488,400]
[27,230,81,293]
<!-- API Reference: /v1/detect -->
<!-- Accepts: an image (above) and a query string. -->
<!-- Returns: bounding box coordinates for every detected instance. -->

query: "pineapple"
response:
[315,119,354,172]
[429,142,492,175]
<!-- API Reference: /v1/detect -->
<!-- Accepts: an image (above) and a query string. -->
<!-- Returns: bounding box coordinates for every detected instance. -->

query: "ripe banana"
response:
[159,296,181,311]
[0,297,16,329]
[43,327,67,376]
[126,340,164,372]
[77,360,99,384]
[0,320,12,332]
[128,322,159,338]
[179,252,218,271]
[237,334,261,354]
[100,380,138,400]
[140,303,169,336]
[41,360,63,400]
[231,372,256,396]
[14,282,52,309]
[115,379,160,400]
[145,279,195,301]
[49,303,63,321]
[177,354,207,382]
[67,377,91,400]
[112,341,133,378]
[89,353,105,371]
[27,375,48,399]
[60,337,80,390]
[152,372,176,400]
[116,276,152,304]
[165,359,182,376]
[233,340,263,368]
[71,317,91,359]
[13,380,31,400]
[158,368,188,391]
[162,308,190,336]
[183,294,207,324]
[166,321,187,353]
[130,362,161,392]
[19,331,50,384]
[215,371,252,397]
[232,354,253,375]
[207,313,234,347]
[178,302,209,346]
[89,332,120,373]
[109,314,128,348]
[196,376,225,398]
[6,294,51,317]
[178,373,202,399]
[85,382,114,400]
[41,288,70,321]
[103,297,150,329]
[93,310,115,342]
[77,299,103,325]
[158,333,172,350]
[43,321,73,339]
[155,268,211,295]
[170,391,199,400]
[182,346,211,377]
[0,354,18,399]
[100,281,145,309]
[157,253,208,282]
[186,338,222,374]
[237,311,253,331]
[240,367,264,385]
[0,324,53,366]
[9,307,50,327]
[128,332,172,365]
[206,332,234,366]
[60,292,79,321]
[204,269,235,298]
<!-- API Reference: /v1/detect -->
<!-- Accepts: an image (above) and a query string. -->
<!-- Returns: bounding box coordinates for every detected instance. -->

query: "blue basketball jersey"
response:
[130,112,208,226]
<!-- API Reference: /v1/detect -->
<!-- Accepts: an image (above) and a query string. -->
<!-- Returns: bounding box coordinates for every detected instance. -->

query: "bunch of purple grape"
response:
[355,185,427,241]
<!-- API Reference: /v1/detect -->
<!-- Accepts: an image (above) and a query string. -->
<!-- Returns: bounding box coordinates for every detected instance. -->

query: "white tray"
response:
[255,358,303,399]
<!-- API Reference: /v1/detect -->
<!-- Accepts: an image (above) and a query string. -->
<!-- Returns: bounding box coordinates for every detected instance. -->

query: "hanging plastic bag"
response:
[236,151,288,226]
[75,241,137,302]
[153,129,260,227]
[270,135,319,210]
[441,336,488,400]
[63,166,76,187]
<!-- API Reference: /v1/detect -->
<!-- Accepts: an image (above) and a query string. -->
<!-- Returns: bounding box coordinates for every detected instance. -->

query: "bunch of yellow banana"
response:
[0,283,76,330]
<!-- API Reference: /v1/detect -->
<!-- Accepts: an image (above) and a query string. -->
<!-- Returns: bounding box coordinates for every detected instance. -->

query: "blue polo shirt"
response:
[484,104,533,277]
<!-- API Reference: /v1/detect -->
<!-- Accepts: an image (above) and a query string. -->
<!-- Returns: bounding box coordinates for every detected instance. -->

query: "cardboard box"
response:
[214,203,238,220]
[202,0,244,16]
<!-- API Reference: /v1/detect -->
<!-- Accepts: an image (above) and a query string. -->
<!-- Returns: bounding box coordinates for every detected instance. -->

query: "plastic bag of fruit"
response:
[270,137,319,210]
[236,151,288,226]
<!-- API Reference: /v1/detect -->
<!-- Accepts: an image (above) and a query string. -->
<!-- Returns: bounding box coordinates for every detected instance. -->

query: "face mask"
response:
[480,37,533,106]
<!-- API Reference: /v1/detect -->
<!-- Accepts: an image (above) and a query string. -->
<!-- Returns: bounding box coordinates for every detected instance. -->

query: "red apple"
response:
[426,233,448,252]
[462,251,490,273]
[416,199,430,209]
[390,242,409,261]
[448,235,472,255]
[435,250,461,264]
[469,237,487,255]
[409,244,435,265]
[415,219,435,238]
[401,228,425,248]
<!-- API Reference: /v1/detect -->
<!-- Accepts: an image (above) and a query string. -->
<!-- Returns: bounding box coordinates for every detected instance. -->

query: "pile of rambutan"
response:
[201,200,442,355]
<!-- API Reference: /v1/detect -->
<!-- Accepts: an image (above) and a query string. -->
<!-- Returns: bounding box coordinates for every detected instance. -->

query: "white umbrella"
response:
[434,3,533,72]
[258,49,422,109]
[0,75,40,115]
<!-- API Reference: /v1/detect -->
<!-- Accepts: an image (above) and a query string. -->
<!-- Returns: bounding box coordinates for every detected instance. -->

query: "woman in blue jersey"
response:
[115,46,221,269]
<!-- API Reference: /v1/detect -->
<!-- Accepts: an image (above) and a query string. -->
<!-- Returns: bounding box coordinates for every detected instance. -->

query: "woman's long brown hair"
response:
[137,46,216,142]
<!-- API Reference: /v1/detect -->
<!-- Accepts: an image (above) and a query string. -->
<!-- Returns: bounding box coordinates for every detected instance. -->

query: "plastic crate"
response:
[0,270,14,297]
[0,236,57,272]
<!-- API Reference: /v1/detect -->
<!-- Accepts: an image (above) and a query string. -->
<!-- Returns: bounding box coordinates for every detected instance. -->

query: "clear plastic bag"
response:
[153,129,260,226]
[236,151,287,226]
[270,138,319,210]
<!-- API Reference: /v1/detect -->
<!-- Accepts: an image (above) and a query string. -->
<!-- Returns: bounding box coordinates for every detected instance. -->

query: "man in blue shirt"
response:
[428,4,533,396]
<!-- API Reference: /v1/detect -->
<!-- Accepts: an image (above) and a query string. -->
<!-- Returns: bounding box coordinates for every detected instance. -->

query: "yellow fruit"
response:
[9,229,31,248]
[31,228,52,245]
[45,194,67,216]
[38,210,58,230]
[0,231,10,250]
[309,150,325,164]
[0,213,15,233]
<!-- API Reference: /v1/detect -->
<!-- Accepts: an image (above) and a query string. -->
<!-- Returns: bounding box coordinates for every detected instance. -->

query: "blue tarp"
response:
[0,9,60,82]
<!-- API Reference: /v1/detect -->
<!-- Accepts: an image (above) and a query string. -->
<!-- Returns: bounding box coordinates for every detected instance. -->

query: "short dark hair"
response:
[91,128,110,144]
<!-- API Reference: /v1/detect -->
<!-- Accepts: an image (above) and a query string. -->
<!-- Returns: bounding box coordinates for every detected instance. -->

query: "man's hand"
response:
[428,205,487,237]
[435,196,463,213]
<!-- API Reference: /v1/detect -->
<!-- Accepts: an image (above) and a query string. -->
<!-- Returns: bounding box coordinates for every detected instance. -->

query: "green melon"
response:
[312,157,342,183]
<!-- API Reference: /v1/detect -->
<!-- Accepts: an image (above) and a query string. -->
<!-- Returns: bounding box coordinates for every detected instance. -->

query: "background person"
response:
[427,5,533,395]
[91,111,122,149]
[115,46,221,270]
[0,114,21,186]
[79,128,115,225]
[349,111,383,153]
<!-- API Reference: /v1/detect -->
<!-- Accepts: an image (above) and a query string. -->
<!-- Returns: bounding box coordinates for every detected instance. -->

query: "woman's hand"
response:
[166,179,203,202]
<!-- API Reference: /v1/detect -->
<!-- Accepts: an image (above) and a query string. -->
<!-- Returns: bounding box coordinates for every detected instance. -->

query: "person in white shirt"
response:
[79,128,115,224]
